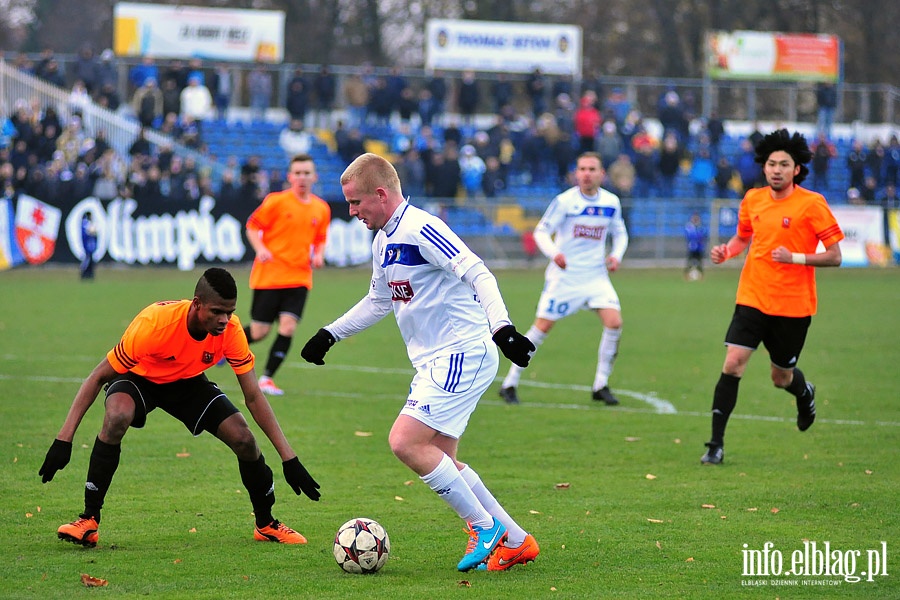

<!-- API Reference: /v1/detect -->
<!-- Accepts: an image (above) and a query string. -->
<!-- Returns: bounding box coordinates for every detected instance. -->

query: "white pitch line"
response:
[2,362,898,428]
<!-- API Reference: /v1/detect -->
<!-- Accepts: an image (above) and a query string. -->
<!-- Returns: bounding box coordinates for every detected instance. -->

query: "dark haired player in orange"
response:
[245,153,331,396]
[701,129,844,465]
[39,268,321,546]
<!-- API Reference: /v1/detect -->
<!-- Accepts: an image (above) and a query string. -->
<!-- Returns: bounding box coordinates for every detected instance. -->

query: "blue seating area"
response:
[200,121,860,238]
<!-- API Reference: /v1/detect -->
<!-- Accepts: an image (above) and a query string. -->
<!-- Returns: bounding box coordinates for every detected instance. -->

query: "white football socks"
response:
[421,454,492,529]
[460,465,527,547]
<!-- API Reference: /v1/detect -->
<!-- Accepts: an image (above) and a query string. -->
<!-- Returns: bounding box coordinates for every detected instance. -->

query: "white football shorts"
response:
[535,271,620,321]
[400,338,499,439]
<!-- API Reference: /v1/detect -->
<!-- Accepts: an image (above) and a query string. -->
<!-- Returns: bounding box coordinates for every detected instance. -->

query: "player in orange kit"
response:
[39,268,320,546]
[701,129,844,465]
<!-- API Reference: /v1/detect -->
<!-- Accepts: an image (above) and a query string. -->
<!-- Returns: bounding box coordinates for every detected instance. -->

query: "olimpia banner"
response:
[113,2,285,62]
[426,19,582,76]
[0,193,372,271]
[706,31,841,82]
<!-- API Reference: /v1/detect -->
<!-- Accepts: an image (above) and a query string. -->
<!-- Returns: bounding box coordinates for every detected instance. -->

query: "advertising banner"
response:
[426,19,582,76]
[706,31,841,82]
[113,2,285,62]
[830,206,887,267]
[1,193,371,271]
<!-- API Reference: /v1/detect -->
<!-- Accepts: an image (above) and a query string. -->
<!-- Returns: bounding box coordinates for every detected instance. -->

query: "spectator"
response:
[810,132,837,192]
[367,77,393,127]
[657,90,686,142]
[417,89,438,127]
[131,77,163,127]
[129,56,158,92]
[208,64,233,122]
[847,139,868,191]
[526,68,547,118]
[492,73,514,114]
[606,153,635,198]
[459,144,486,199]
[246,65,272,122]
[846,187,864,205]
[72,44,99,94]
[604,87,631,126]
[278,119,312,161]
[180,75,213,123]
[395,148,426,198]
[285,67,310,124]
[866,139,885,186]
[427,70,448,125]
[313,65,336,129]
[161,78,182,121]
[860,175,879,204]
[815,82,838,138]
[885,134,900,187]
[878,183,898,209]
[632,143,658,199]
[457,70,480,125]
[128,127,152,159]
[397,87,418,124]
[33,47,55,80]
[657,132,682,198]
[704,110,726,162]
[96,83,120,112]
[67,80,91,117]
[39,58,66,88]
[684,212,707,279]
[342,73,369,129]
[735,138,761,193]
[573,93,601,155]
[428,148,461,198]
[689,146,715,198]
[337,127,366,166]
[481,156,506,199]
[595,121,622,169]
[96,49,118,91]
[714,156,735,198]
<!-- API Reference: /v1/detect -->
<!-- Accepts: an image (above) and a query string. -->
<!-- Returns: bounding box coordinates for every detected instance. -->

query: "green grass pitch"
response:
[1,264,897,599]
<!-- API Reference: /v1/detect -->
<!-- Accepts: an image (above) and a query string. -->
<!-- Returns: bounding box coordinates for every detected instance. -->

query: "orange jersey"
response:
[734,185,844,317]
[247,190,331,290]
[107,300,254,384]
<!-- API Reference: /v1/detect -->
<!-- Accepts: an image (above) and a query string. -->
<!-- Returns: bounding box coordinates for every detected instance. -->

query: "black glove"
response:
[301,328,336,365]
[283,457,320,501]
[39,439,72,483]
[492,325,535,368]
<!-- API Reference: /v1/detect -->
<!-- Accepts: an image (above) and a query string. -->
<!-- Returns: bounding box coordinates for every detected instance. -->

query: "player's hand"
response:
[710,243,729,264]
[492,325,536,368]
[283,457,321,501]
[300,328,336,365]
[39,439,72,483]
[606,256,620,272]
[553,253,567,269]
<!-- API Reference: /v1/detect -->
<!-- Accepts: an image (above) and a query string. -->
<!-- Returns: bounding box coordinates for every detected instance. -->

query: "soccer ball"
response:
[333,518,390,574]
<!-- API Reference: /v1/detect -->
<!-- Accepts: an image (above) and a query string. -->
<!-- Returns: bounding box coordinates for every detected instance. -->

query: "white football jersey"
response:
[535,185,628,280]
[368,202,493,367]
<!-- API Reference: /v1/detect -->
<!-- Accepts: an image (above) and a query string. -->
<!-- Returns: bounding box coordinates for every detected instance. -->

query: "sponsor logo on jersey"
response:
[202,351,215,364]
[390,279,415,302]
[572,224,606,239]
[783,217,792,228]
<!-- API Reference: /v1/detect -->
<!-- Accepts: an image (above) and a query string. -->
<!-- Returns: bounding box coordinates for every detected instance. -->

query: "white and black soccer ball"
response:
[333,518,390,574]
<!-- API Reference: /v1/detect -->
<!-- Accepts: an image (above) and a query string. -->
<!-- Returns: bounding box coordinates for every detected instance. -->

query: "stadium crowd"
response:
[2,47,900,214]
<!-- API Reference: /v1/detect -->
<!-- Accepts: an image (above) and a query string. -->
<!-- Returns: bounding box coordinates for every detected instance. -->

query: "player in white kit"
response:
[500,152,629,405]
[300,153,539,572]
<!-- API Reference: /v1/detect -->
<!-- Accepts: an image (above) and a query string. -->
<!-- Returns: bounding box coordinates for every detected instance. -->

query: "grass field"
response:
[1,264,898,599]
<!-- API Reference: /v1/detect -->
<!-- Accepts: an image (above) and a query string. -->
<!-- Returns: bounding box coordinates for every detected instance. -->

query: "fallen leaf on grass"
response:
[354,431,373,437]
[673,438,682,444]
[189,527,197,533]
[176,452,190,458]
[645,474,657,480]
[647,518,664,523]
[624,436,641,442]
[173,559,182,564]
[13,457,17,463]
[529,510,542,514]
[701,504,716,509]
[394,496,404,501]
[746,507,758,512]
[37,506,41,512]
[242,575,249,580]
[686,557,694,562]
[720,515,727,519]
[656,541,662,550]
[770,507,780,514]
[457,580,471,587]
[81,574,108,587]
[25,512,33,518]
[404,480,414,486]
[550,587,558,591]
[554,482,570,489]
[865,470,873,475]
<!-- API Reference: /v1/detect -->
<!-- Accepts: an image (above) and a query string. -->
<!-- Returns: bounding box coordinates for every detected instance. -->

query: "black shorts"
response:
[105,373,240,436]
[250,287,309,324]
[724,304,811,369]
